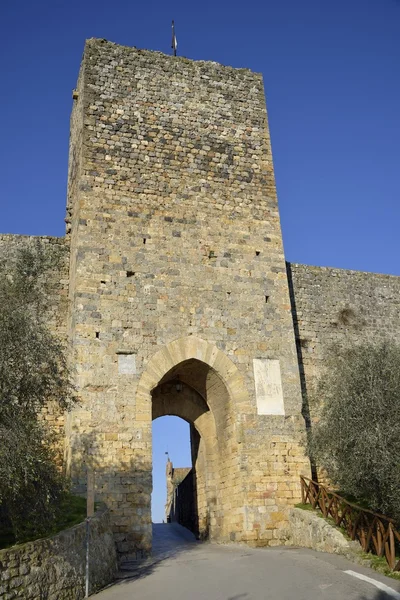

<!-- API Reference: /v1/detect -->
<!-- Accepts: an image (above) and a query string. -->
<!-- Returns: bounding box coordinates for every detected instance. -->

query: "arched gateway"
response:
[144,337,249,544]
[65,38,310,559]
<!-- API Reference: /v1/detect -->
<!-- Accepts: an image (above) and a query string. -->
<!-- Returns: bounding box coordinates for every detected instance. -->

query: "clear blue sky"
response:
[1,0,399,522]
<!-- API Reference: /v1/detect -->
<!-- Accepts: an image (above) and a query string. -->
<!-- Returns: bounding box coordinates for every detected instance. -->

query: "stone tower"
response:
[66,38,310,558]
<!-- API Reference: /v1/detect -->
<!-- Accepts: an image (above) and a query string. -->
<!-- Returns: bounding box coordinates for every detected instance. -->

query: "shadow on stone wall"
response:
[168,469,198,536]
[70,431,155,560]
[286,262,318,481]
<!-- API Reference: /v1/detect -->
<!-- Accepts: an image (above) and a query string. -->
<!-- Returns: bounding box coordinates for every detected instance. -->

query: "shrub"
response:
[0,242,76,542]
[309,342,400,522]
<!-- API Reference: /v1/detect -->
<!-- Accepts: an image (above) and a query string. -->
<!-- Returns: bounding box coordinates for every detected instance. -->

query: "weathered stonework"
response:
[0,505,117,599]
[287,263,400,398]
[165,459,195,532]
[63,38,310,558]
[165,459,191,521]
[285,507,361,557]
[2,38,399,561]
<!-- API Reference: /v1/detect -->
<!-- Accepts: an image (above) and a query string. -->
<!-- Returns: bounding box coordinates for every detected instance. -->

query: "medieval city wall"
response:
[287,262,400,394]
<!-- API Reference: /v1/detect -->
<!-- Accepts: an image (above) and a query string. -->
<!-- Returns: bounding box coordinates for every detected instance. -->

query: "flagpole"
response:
[171,20,177,57]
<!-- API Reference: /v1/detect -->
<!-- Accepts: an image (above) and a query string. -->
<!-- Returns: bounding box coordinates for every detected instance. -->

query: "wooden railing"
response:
[300,476,400,571]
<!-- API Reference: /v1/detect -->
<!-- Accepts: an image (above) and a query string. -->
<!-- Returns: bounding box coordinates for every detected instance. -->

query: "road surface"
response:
[94,523,400,600]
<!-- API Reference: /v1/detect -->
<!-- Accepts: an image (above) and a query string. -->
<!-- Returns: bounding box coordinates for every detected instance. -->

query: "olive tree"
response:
[0,242,75,542]
[309,341,400,522]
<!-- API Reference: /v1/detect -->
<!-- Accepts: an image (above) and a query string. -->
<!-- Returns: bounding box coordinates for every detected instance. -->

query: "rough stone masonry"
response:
[1,38,399,560]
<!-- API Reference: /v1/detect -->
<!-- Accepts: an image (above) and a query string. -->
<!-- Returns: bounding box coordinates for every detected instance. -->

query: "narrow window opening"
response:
[143,238,146,245]
[265,295,270,303]
[95,332,100,339]
[100,280,106,284]
[255,251,260,256]
[126,271,135,278]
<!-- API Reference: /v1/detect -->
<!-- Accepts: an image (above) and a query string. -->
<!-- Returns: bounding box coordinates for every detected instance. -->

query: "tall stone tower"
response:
[66,38,309,558]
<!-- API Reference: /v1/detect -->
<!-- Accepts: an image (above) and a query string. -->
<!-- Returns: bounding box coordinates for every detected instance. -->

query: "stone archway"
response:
[138,337,251,546]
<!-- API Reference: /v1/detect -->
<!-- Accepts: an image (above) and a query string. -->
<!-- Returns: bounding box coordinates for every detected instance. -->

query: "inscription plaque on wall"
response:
[253,358,285,415]
[118,353,136,375]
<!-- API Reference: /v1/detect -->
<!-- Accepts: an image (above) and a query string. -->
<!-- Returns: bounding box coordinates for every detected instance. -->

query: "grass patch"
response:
[295,502,351,537]
[0,494,88,550]
[52,494,87,532]
[295,502,315,511]
[359,551,400,580]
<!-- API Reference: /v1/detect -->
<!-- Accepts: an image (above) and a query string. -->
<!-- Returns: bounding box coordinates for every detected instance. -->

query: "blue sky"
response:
[1,0,399,522]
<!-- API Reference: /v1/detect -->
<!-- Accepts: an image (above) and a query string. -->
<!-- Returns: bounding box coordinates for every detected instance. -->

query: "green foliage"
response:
[0,242,76,543]
[309,342,400,523]
[294,503,314,511]
[0,495,87,549]
[55,494,87,531]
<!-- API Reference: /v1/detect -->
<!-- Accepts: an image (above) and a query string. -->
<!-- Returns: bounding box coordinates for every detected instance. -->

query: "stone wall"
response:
[0,505,117,600]
[286,507,360,557]
[65,38,310,557]
[287,262,400,395]
[169,469,197,535]
[165,459,192,525]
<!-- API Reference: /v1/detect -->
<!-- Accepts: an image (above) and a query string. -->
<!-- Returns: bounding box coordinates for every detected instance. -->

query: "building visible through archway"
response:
[165,457,194,533]
[151,415,192,528]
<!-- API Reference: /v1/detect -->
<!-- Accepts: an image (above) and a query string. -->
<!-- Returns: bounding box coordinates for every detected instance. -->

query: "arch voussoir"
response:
[138,337,251,410]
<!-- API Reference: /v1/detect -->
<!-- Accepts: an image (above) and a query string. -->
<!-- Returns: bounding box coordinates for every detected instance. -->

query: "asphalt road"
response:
[94,523,400,600]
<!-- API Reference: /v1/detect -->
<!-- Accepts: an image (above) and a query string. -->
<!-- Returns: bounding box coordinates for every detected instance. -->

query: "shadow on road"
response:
[359,590,400,599]
[111,522,201,587]
[95,527,400,599]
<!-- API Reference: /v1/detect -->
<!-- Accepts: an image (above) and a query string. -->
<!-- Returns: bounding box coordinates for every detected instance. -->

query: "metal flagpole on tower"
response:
[171,20,177,56]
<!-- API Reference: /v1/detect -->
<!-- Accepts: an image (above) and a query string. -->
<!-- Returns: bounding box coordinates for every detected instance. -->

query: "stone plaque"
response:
[118,353,136,375]
[253,359,285,415]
